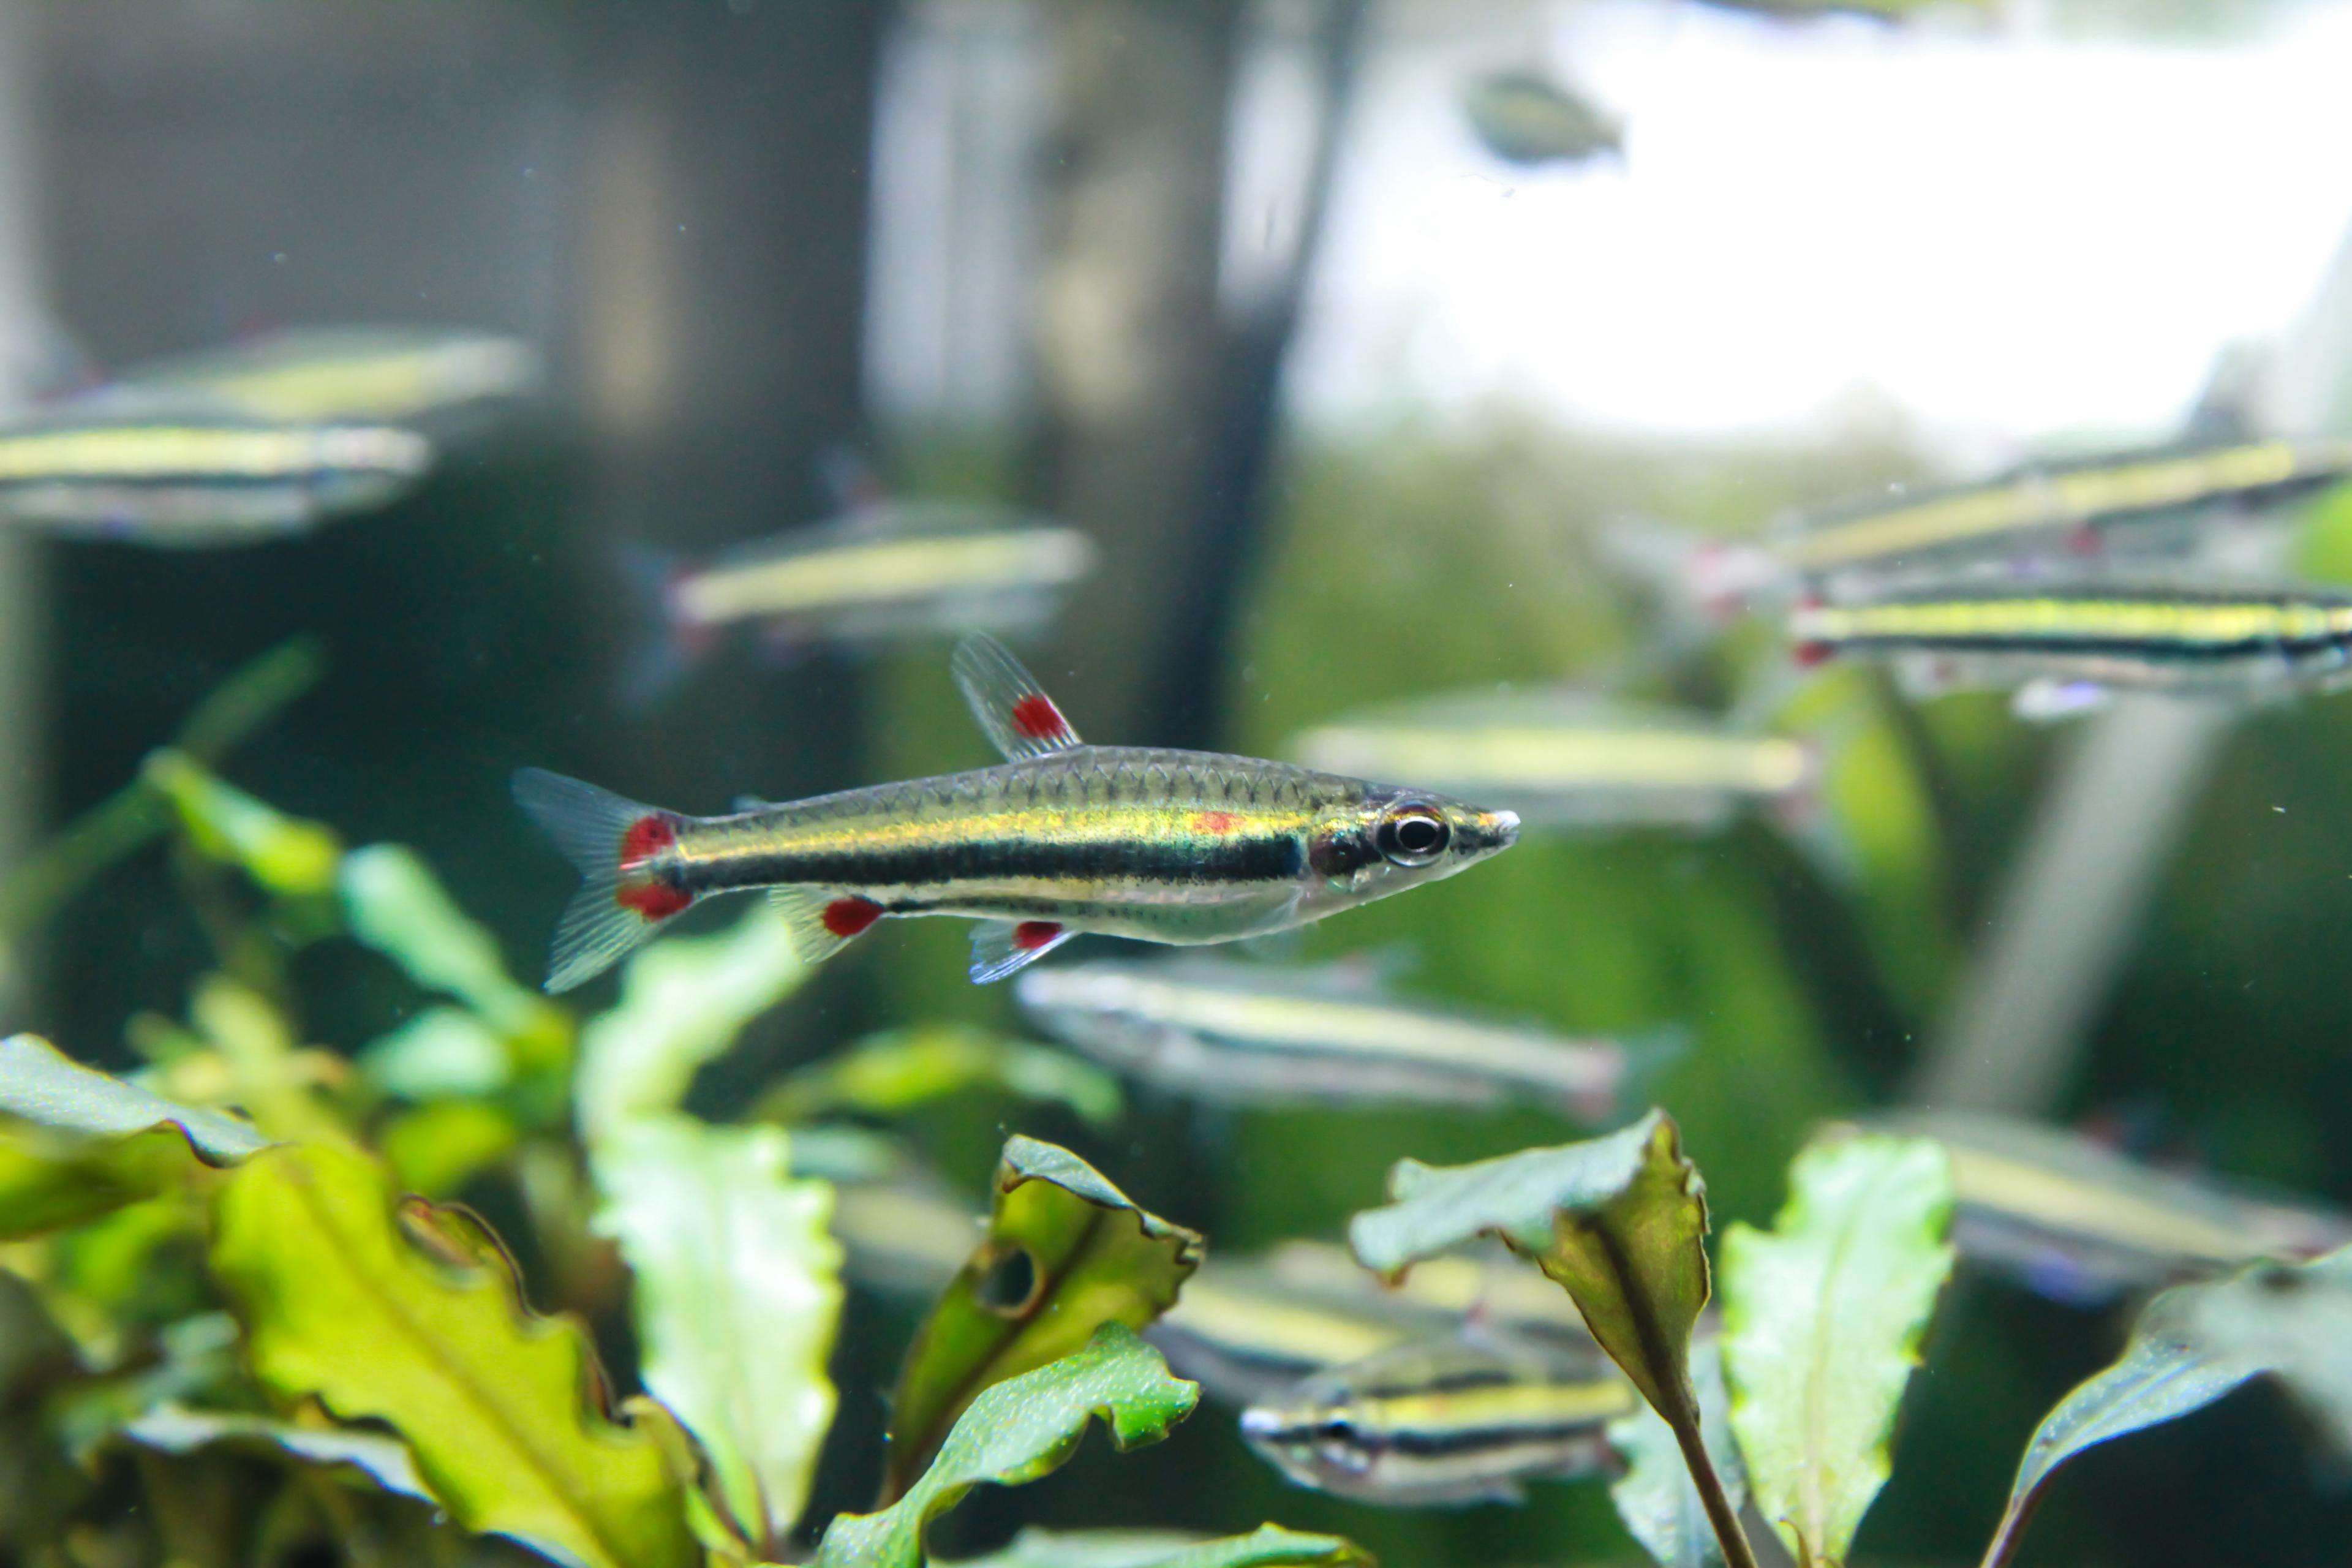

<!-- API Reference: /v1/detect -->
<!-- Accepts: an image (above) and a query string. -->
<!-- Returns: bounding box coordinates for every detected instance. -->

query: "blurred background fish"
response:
[0,394,432,545]
[109,325,540,426]
[1238,1329,1633,1507]
[1015,952,1673,1121]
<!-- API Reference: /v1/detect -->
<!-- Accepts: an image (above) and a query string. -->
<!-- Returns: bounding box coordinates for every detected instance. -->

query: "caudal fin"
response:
[511,767,692,992]
[615,545,711,710]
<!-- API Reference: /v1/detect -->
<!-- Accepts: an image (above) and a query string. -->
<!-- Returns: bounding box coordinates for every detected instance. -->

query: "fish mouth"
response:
[1483,809,1522,850]
[1237,1407,1285,1442]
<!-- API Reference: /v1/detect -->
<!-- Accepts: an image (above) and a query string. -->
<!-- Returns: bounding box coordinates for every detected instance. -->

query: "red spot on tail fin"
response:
[823,897,884,938]
[620,814,677,869]
[1012,920,1063,951]
[1792,639,1833,669]
[1009,693,1069,742]
[617,881,693,921]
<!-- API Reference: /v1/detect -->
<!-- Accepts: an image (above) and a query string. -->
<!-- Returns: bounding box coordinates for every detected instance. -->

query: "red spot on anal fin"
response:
[1009,693,1069,742]
[2065,522,2104,557]
[617,881,693,921]
[620,813,678,869]
[1012,920,1063,951]
[1792,639,1833,669]
[823,896,884,939]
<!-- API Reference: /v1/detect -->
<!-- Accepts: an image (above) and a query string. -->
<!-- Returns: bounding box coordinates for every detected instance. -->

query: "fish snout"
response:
[1481,809,1521,851]
[1237,1406,1284,1443]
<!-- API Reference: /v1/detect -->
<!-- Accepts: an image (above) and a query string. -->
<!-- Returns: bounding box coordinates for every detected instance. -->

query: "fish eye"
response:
[1375,804,1450,868]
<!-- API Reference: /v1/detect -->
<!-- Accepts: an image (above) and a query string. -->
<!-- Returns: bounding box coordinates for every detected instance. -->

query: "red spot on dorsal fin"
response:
[620,814,677,869]
[1012,920,1063,951]
[1009,693,1069,742]
[823,896,884,939]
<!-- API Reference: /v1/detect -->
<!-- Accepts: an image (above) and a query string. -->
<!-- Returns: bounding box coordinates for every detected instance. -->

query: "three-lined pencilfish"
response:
[0,395,434,545]
[1789,580,2352,718]
[1857,1110,2352,1305]
[513,634,1520,990]
[1290,687,1815,834]
[1014,952,1673,1121]
[114,325,540,424]
[1238,1330,1634,1507]
[619,500,1098,701]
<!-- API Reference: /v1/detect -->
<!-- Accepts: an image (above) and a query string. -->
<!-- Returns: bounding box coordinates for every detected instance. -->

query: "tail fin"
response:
[614,545,710,710]
[511,767,691,992]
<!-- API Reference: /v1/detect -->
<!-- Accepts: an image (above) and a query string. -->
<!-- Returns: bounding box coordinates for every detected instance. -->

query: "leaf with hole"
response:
[208,1141,696,1568]
[881,1134,1202,1499]
[818,1323,1199,1568]
[1720,1134,1954,1568]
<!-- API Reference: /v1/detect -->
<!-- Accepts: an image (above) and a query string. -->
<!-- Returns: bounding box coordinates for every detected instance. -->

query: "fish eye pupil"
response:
[1376,805,1450,866]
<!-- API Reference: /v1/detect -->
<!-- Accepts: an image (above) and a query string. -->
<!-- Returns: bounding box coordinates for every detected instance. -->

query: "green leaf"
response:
[359,1007,514,1101]
[341,844,563,1042]
[143,749,343,897]
[1346,1111,1749,1568]
[209,1142,696,1568]
[121,1403,433,1502]
[379,1099,521,1196]
[883,1135,1203,1498]
[949,1524,1371,1568]
[1610,1341,1748,1568]
[758,1022,1123,1127]
[818,1322,1199,1568]
[0,1034,268,1235]
[1719,1134,1954,1568]
[0,1033,267,1165]
[575,909,807,1145]
[1979,1245,2352,1568]
[590,1114,842,1551]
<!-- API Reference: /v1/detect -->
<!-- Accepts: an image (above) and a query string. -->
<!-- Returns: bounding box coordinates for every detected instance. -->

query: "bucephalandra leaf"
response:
[948,1523,1373,1568]
[340,843,564,1041]
[120,1403,433,1502]
[881,1134,1203,1499]
[0,1033,267,1166]
[818,1324,1200,1568]
[1721,1134,1954,1568]
[208,1142,697,1568]
[1344,1111,1750,1568]
[1978,1244,2352,1568]
[590,1114,842,1552]
[1610,1341,1747,1568]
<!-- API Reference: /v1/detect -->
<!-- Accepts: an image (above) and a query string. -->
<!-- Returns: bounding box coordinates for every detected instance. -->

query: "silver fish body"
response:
[1014,952,1664,1120]
[116,325,540,424]
[1239,1330,1633,1507]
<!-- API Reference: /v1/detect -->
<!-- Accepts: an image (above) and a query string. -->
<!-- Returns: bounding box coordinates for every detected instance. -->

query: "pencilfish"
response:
[116,325,540,424]
[513,633,1520,990]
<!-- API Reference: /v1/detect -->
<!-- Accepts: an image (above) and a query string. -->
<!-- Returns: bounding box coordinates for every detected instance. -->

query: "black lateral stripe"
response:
[1376,1418,1612,1457]
[687,829,1306,895]
[1832,628,2352,661]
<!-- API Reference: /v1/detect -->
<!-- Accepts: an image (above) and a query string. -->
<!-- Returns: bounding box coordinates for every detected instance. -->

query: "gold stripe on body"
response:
[1799,595,2352,649]
[676,530,1090,624]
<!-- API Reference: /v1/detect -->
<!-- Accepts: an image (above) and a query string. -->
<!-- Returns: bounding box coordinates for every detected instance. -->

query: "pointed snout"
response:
[1479,808,1521,852]
[1238,1406,1284,1442]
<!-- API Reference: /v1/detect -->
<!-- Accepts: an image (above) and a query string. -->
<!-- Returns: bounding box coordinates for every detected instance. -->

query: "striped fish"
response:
[1790,581,2352,716]
[1291,687,1814,832]
[620,502,1097,701]
[1014,952,1673,1120]
[0,397,433,545]
[1861,1110,2352,1305]
[1775,439,2352,580]
[514,635,1520,990]
[1150,1257,1463,1406]
[1238,1330,1633,1506]
[117,326,540,424]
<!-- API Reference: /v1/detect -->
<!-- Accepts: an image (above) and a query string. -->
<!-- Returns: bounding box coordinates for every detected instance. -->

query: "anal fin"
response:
[769,886,885,964]
[969,918,1074,984]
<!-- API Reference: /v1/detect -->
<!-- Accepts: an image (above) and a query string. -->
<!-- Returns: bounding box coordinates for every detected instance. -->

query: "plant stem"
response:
[1977,1490,2045,1568]
[1670,1398,1762,1568]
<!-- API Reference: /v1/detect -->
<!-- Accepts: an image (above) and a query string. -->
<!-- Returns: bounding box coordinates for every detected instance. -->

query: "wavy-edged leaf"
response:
[951,1524,1371,1568]
[1610,1340,1747,1568]
[121,1403,432,1501]
[575,910,806,1145]
[1346,1111,1748,1568]
[883,1136,1202,1498]
[341,844,565,1044]
[758,1023,1123,1127]
[360,1007,513,1101]
[591,1114,842,1551]
[0,1035,267,1236]
[0,1034,266,1164]
[1980,1244,2352,1568]
[143,749,343,897]
[209,1142,696,1568]
[819,1323,1198,1568]
[1720,1134,1954,1568]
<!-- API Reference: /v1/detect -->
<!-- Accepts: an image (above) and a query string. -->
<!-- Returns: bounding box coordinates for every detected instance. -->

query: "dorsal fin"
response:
[951,633,1082,761]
